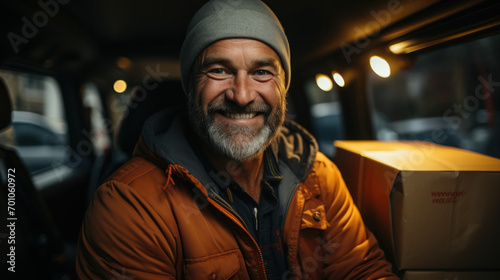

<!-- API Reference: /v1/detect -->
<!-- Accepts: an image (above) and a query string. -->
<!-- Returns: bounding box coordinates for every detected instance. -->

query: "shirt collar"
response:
[198,146,283,190]
[263,148,282,182]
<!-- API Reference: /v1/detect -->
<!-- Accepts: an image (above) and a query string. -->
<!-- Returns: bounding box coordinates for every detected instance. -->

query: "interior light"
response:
[389,42,409,54]
[332,72,345,87]
[116,57,132,70]
[113,80,127,93]
[370,56,391,78]
[315,74,333,91]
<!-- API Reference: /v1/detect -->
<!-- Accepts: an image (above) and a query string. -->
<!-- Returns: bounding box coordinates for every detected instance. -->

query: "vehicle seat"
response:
[116,79,187,156]
[86,79,186,201]
[0,77,74,279]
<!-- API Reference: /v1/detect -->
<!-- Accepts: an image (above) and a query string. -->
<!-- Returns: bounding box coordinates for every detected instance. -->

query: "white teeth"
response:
[226,112,257,119]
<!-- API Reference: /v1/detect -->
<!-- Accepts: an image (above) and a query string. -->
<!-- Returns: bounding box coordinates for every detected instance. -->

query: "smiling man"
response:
[191,39,285,158]
[76,0,398,279]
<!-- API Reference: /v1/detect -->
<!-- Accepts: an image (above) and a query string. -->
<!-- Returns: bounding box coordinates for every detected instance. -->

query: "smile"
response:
[225,112,258,119]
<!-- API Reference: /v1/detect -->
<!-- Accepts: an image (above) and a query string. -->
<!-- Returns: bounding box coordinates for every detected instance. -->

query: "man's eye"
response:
[255,70,271,76]
[253,69,274,82]
[208,68,227,75]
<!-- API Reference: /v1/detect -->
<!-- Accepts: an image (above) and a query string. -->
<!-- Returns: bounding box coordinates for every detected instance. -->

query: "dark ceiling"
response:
[59,0,438,59]
[1,0,497,82]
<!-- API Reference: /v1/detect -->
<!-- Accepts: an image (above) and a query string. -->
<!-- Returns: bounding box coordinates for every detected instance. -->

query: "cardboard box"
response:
[333,141,500,270]
[403,270,500,280]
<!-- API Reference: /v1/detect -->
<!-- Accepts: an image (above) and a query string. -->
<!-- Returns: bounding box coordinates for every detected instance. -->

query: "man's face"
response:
[188,38,286,162]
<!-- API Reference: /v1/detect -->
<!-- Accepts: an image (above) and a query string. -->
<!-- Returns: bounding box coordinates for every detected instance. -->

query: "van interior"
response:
[1,0,499,279]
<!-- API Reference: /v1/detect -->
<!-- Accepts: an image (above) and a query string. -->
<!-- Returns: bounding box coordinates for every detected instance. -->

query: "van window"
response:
[0,70,68,174]
[82,82,111,157]
[368,33,500,158]
[107,84,132,140]
[305,79,345,158]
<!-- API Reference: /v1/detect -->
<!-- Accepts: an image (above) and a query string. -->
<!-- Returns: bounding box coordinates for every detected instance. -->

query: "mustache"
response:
[207,100,272,116]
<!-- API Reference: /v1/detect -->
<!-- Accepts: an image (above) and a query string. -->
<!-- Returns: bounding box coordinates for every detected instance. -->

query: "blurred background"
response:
[1,0,499,279]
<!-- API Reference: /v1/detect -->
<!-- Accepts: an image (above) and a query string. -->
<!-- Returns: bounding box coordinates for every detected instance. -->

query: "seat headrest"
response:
[116,80,186,155]
[0,77,13,130]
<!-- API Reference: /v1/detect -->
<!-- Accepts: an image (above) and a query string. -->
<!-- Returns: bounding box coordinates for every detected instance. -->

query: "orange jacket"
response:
[76,112,398,279]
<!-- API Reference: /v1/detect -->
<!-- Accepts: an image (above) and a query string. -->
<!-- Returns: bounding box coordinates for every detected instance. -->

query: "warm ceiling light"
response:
[116,57,132,70]
[332,72,345,87]
[113,80,127,93]
[315,74,333,91]
[389,42,410,54]
[370,56,391,78]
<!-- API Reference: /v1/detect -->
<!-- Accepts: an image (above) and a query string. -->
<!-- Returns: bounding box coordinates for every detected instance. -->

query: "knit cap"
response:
[180,0,291,93]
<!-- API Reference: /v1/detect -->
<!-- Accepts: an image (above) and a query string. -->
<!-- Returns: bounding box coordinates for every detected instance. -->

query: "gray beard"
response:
[188,98,284,162]
[207,119,273,161]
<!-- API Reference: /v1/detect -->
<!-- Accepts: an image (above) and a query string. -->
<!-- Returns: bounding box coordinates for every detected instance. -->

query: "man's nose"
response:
[226,71,256,106]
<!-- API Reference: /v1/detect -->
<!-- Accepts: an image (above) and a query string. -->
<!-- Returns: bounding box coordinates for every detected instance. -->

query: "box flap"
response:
[335,140,500,171]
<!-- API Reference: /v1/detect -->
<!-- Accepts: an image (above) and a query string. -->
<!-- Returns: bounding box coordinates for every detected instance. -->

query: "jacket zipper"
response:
[172,168,268,279]
[254,207,258,231]
[209,195,267,280]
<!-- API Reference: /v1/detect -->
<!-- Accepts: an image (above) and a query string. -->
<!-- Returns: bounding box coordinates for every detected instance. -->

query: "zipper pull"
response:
[254,207,258,231]
[163,165,176,191]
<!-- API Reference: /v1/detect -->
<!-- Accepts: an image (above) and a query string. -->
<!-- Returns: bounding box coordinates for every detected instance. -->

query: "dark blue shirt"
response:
[206,150,288,279]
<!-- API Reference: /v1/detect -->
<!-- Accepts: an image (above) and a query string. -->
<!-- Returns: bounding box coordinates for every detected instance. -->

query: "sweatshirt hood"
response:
[138,110,217,192]
[136,109,318,190]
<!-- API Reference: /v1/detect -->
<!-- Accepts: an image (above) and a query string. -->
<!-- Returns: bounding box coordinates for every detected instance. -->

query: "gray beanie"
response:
[180,0,291,93]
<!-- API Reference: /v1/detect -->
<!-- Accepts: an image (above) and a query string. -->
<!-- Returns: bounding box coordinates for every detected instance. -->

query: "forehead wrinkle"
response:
[200,56,280,70]
[251,58,282,72]
[200,57,230,70]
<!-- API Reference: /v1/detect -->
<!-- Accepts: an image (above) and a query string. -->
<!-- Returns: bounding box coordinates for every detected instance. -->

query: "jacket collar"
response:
[135,109,318,189]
